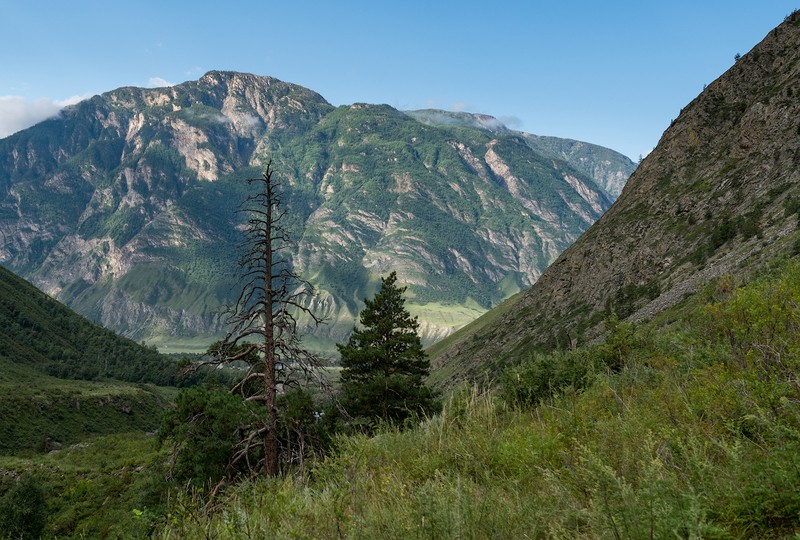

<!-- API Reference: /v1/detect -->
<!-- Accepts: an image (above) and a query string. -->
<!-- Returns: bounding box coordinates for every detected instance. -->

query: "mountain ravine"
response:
[0,71,634,352]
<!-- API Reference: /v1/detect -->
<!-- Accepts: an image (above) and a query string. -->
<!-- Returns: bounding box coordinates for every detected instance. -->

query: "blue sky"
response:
[0,1,797,160]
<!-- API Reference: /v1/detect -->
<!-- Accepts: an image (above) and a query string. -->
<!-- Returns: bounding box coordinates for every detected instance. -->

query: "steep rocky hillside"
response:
[0,72,630,351]
[432,13,800,385]
[519,133,635,198]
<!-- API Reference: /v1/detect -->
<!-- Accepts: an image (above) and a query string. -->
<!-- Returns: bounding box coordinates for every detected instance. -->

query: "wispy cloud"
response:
[0,94,91,139]
[450,101,470,112]
[147,77,175,88]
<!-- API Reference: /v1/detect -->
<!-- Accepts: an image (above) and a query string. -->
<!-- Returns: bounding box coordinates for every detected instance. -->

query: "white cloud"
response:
[0,94,92,139]
[147,77,175,88]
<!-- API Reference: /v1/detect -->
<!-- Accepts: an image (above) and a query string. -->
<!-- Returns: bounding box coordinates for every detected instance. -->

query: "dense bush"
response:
[0,474,47,540]
[158,385,255,488]
[159,385,332,487]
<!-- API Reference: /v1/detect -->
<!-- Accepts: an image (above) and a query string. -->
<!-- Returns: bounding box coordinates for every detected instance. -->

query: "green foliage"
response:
[338,272,439,427]
[0,473,47,540]
[503,315,639,407]
[158,385,334,488]
[0,363,174,453]
[705,261,800,372]
[595,314,640,370]
[0,265,198,387]
[158,385,255,488]
[0,432,168,539]
[605,280,661,319]
[693,207,765,268]
[276,388,331,471]
[709,216,739,249]
[502,348,601,407]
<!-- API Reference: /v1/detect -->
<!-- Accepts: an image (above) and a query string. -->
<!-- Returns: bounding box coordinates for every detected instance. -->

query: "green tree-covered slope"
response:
[0,265,182,385]
[0,265,189,453]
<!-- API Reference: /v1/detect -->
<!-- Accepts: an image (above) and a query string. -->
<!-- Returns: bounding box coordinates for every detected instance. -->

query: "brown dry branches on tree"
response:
[200,159,327,477]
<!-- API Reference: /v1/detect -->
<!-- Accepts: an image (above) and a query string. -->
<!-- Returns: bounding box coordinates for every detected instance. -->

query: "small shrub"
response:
[596,314,639,370]
[792,236,800,256]
[0,474,47,540]
[710,218,737,249]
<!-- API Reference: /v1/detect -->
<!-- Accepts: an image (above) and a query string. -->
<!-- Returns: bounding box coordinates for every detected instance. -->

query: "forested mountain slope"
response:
[0,265,181,384]
[0,265,186,452]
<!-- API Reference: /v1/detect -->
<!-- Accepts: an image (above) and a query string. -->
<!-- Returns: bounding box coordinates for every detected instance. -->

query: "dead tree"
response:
[203,159,325,477]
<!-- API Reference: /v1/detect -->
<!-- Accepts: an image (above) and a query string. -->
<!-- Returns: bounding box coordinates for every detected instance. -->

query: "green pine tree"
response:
[337,272,438,427]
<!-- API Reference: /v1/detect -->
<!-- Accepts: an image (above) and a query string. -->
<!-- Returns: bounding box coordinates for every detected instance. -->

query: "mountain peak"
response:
[198,70,278,88]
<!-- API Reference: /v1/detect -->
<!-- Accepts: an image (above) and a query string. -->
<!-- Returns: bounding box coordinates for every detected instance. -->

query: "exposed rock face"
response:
[405,109,637,198]
[0,71,631,350]
[519,135,636,198]
[433,14,800,385]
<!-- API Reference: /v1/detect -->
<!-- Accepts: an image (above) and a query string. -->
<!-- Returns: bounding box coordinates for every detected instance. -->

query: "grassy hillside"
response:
[158,257,800,538]
[0,432,167,538]
[0,357,175,453]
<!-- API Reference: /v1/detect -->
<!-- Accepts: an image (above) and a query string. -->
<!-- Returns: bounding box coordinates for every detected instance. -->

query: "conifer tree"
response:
[338,271,438,427]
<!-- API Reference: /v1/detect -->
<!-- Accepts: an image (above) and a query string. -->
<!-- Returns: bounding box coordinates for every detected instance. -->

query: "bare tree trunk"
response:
[263,173,278,477]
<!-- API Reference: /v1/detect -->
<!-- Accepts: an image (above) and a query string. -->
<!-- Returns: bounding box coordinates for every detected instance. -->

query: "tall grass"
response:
[160,261,800,539]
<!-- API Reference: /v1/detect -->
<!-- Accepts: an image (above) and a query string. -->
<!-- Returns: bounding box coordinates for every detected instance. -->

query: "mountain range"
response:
[0,73,634,351]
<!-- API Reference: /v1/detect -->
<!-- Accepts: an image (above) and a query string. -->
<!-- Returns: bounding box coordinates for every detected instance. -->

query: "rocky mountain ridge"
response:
[432,13,800,384]
[0,71,633,351]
